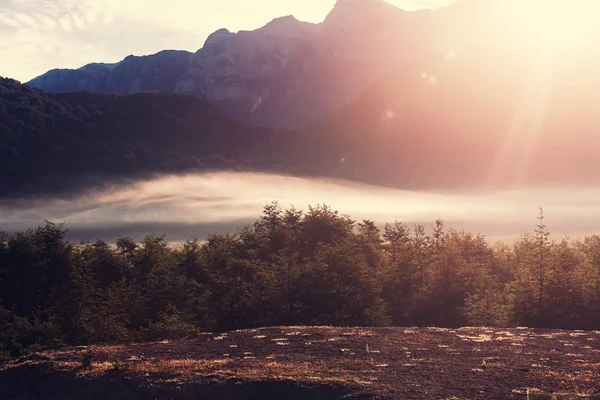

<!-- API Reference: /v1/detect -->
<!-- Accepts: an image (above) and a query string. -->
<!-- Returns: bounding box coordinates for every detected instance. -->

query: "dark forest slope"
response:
[0,78,298,198]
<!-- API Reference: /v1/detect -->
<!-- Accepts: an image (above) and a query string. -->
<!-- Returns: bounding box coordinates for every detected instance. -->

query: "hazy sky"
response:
[0,0,454,82]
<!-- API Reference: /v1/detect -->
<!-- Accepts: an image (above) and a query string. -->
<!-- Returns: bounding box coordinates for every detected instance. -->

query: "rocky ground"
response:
[1,326,600,399]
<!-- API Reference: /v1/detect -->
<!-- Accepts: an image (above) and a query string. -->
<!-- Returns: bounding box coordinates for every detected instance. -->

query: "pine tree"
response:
[534,208,550,326]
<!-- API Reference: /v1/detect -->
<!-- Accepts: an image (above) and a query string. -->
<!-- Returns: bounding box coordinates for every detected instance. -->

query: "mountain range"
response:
[26,0,452,128]
[27,0,599,130]
[2,0,600,198]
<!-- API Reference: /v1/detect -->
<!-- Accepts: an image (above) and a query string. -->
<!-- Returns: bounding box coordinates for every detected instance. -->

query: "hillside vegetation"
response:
[1,203,600,362]
[0,78,306,198]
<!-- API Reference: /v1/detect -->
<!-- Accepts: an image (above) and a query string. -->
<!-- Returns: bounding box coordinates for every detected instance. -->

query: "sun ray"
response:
[485,50,556,188]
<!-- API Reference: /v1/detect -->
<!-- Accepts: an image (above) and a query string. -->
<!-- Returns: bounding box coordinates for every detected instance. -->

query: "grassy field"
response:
[1,326,600,399]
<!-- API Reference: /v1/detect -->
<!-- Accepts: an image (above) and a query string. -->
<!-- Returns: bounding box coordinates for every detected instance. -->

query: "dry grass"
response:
[2,326,600,399]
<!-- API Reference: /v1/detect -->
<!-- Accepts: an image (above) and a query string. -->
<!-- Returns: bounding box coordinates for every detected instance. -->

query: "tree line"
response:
[1,203,599,361]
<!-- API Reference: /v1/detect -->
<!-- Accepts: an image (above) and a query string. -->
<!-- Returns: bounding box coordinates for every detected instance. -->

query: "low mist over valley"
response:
[2,172,600,242]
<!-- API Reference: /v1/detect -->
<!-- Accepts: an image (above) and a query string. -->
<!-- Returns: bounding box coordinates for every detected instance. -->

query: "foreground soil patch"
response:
[1,327,599,399]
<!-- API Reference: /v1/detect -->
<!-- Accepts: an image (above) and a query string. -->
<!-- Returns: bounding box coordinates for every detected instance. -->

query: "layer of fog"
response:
[1,172,599,243]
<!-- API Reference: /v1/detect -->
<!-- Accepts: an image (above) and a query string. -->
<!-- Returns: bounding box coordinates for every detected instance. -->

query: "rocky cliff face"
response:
[27,0,447,128]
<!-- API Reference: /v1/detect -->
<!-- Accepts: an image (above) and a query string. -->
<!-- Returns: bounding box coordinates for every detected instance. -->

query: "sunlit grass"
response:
[3,326,599,399]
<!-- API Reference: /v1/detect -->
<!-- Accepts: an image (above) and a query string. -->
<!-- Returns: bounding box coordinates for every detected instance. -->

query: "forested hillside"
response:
[2,203,599,361]
[0,78,302,198]
[0,77,384,198]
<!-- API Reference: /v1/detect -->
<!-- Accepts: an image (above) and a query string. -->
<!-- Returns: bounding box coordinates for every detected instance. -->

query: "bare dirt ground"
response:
[1,326,600,399]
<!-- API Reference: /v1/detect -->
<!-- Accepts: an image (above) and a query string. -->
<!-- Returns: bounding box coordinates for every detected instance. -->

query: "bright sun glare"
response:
[436,0,600,188]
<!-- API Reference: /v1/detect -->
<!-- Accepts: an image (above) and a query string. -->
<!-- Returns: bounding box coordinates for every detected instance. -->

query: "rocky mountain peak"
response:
[257,15,320,38]
[324,0,401,25]
[203,28,232,47]
[265,15,299,26]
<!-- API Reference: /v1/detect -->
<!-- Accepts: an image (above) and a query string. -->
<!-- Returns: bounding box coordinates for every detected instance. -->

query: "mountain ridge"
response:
[26,0,446,128]
[26,0,597,129]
